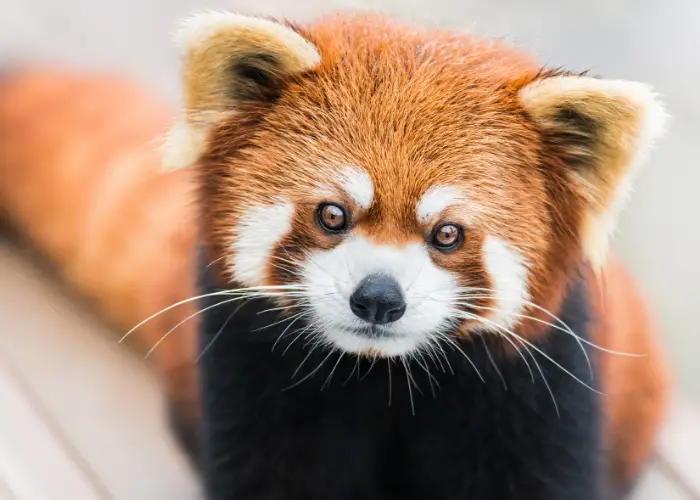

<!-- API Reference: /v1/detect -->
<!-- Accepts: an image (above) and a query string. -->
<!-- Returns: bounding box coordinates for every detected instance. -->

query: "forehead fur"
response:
[206,14,550,245]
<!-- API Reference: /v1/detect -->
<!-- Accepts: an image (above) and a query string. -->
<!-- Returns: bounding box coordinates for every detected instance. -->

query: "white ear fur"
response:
[161,119,206,172]
[162,11,321,171]
[520,75,667,269]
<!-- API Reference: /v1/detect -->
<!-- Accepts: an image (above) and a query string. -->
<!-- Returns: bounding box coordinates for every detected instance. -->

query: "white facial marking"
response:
[231,200,293,285]
[301,235,458,357]
[416,185,463,223]
[337,167,374,209]
[481,236,530,330]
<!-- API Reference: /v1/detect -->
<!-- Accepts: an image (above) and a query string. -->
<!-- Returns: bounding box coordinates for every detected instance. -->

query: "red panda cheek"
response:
[266,206,344,286]
[429,230,493,317]
[429,230,532,334]
[227,198,295,287]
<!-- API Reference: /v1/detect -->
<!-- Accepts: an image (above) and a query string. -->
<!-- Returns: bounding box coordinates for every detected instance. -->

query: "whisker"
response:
[270,254,303,267]
[435,333,485,383]
[270,311,312,352]
[289,335,325,378]
[142,132,167,149]
[495,331,535,382]
[145,296,245,359]
[456,307,557,412]
[459,302,593,380]
[453,312,602,395]
[269,261,301,277]
[422,341,447,374]
[516,301,645,357]
[401,356,417,416]
[342,355,362,386]
[428,337,454,375]
[206,256,226,269]
[519,336,560,417]
[120,285,313,343]
[254,309,308,332]
[413,350,439,398]
[120,290,240,343]
[284,347,336,391]
[283,318,325,356]
[480,335,507,390]
[196,300,250,362]
[279,243,301,267]
[450,287,645,358]
[447,307,534,381]
[321,352,345,391]
[257,304,295,315]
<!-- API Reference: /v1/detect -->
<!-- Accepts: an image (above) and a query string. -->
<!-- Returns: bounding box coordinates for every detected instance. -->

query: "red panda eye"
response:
[317,203,348,232]
[431,223,463,251]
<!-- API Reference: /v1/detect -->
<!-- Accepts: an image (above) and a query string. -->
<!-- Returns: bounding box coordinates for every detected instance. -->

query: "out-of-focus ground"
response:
[1,0,698,498]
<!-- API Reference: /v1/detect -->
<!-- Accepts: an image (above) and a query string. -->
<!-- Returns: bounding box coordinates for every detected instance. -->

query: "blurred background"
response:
[0,0,698,499]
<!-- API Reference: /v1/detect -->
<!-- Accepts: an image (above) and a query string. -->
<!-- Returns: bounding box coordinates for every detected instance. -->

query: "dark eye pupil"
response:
[319,204,346,231]
[433,224,461,248]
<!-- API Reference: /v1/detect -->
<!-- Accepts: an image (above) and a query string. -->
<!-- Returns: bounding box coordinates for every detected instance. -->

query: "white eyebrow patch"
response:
[416,185,463,223]
[337,167,374,209]
[231,199,293,285]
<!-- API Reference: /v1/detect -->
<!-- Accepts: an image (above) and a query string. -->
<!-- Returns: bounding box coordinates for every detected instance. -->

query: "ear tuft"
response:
[161,119,206,171]
[520,75,668,268]
[173,11,320,74]
[161,11,321,171]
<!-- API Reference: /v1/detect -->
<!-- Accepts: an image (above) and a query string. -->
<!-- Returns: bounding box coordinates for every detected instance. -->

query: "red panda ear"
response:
[162,11,321,171]
[519,75,667,269]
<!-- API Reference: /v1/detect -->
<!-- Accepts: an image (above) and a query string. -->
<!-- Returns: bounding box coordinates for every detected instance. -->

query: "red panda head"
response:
[164,12,666,357]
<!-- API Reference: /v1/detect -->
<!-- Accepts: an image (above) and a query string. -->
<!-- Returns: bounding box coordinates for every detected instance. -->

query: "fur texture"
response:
[0,11,670,498]
[190,13,667,349]
[198,258,603,500]
[0,69,200,430]
[187,12,670,498]
[163,11,321,171]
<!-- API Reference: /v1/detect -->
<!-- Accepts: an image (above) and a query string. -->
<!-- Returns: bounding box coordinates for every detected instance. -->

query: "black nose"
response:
[349,274,406,325]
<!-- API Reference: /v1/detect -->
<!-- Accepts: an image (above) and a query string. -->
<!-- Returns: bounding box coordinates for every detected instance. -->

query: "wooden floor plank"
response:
[0,355,106,500]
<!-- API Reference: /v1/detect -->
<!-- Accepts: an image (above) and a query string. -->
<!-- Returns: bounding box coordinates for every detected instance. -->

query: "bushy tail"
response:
[0,68,200,427]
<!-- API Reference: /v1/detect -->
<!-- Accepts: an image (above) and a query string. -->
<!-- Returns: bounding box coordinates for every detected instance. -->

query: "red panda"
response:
[0,11,669,500]
[170,12,670,499]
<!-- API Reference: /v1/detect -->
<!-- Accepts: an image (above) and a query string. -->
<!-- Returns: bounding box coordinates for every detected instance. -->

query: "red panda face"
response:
[166,13,666,357]
[203,74,550,357]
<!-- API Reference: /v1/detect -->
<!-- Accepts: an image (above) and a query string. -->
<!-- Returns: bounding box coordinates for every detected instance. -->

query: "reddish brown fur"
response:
[202,14,584,341]
[0,13,668,489]
[0,69,200,430]
[587,257,670,488]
